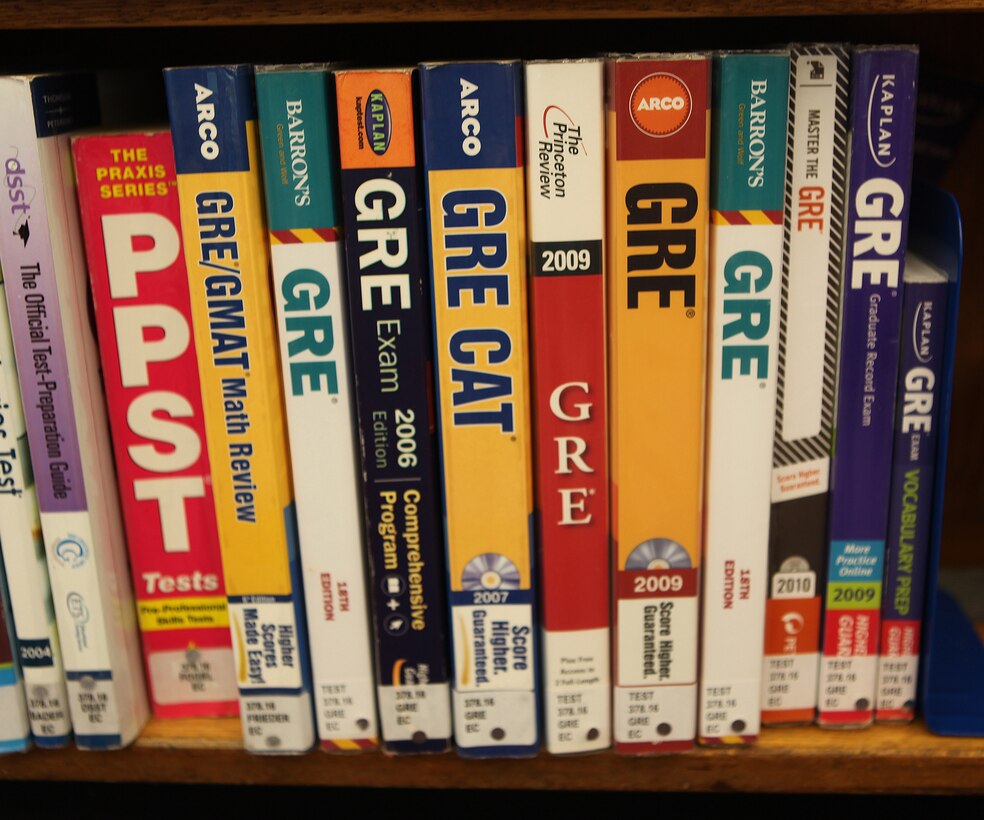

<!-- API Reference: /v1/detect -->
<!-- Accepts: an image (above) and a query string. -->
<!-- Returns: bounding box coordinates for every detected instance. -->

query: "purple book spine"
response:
[876,276,948,721]
[0,80,87,514]
[817,47,919,727]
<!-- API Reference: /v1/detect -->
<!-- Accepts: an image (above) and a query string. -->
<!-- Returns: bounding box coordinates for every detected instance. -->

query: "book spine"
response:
[335,68,452,754]
[0,271,72,744]
[0,74,149,749]
[700,53,788,746]
[909,184,963,732]
[0,561,31,752]
[608,56,710,754]
[165,65,315,753]
[763,45,849,725]
[525,60,610,755]
[818,48,919,728]
[876,274,948,721]
[73,132,238,719]
[255,66,379,752]
[420,60,539,757]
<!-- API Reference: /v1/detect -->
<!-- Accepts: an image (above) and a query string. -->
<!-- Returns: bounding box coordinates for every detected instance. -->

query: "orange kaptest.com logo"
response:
[629,73,692,137]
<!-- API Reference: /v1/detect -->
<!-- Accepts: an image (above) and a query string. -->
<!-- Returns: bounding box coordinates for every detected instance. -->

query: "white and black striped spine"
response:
[762,45,850,722]
[769,45,850,576]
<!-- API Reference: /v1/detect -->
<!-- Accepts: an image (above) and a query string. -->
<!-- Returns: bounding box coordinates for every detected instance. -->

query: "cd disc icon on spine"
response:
[779,556,811,573]
[625,538,692,570]
[462,553,521,591]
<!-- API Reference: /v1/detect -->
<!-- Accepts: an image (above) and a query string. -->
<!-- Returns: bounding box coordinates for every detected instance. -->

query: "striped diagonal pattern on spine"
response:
[772,48,799,468]
[269,227,339,245]
[711,209,783,226]
[823,46,850,455]
[772,44,850,469]
[322,737,379,751]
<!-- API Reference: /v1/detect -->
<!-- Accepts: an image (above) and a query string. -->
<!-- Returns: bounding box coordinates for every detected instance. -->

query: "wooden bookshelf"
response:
[0,0,980,799]
[0,718,981,793]
[0,0,982,29]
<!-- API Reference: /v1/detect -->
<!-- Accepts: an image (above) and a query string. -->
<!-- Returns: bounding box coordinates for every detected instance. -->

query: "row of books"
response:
[0,44,960,758]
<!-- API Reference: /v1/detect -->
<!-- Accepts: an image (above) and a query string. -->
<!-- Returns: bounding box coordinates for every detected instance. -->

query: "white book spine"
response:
[0,76,149,749]
[270,236,378,749]
[700,54,788,744]
[0,273,72,744]
[700,213,783,742]
[763,47,849,723]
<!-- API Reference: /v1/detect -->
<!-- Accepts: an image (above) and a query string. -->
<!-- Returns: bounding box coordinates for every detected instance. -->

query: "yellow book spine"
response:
[420,60,538,756]
[166,65,313,753]
[607,57,710,754]
[174,126,295,598]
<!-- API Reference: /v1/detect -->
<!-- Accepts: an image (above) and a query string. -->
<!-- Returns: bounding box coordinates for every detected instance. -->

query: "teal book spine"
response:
[700,52,789,745]
[256,66,378,751]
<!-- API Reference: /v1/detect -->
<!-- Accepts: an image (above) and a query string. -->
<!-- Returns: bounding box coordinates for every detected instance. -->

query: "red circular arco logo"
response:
[629,73,693,138]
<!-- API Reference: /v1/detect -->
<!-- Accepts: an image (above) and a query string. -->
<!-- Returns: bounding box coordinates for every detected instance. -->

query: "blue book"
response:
[336,68,452,755]
[875,253,948,722]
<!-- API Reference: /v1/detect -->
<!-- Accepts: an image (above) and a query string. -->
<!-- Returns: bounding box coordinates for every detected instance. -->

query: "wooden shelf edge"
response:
[1,718,983,793]
[3,0,984,29]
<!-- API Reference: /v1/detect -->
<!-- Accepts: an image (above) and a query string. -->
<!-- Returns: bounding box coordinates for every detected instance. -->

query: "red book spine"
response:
[73,132,237,718]
[527,60,611,755]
